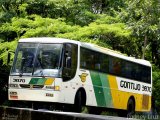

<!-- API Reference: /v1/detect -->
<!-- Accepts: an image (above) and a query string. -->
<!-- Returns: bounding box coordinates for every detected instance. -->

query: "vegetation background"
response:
[0,0,160,115]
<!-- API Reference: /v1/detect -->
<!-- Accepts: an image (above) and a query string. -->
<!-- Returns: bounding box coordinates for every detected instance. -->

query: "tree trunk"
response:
[142,35,147,59]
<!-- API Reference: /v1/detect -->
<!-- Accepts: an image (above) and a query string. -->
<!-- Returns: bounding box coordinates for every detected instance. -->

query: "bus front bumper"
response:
[8,88,64,103]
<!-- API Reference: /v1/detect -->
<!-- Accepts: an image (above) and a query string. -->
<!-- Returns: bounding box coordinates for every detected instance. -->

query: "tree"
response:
[119,0,160,61]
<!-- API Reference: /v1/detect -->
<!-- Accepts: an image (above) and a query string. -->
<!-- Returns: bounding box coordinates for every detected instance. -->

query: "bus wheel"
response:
[74,89,86,113]
[74,91,82,112]
[127,98,135,117]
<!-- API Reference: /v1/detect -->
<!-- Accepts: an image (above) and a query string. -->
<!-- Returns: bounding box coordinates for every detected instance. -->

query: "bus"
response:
[8,37,152,115]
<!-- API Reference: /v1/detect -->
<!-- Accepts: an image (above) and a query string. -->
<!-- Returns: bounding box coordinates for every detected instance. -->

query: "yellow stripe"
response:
[108,75,123,109]
[45,78,54,85]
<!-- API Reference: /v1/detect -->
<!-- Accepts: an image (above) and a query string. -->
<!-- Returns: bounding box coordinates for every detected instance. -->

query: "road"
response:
[0,107,137,120]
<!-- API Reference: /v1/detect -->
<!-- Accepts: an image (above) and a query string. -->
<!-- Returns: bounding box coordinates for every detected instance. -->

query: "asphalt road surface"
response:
[0,107,137,120]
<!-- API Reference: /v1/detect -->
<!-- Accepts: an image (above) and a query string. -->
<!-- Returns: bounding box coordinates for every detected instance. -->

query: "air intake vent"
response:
[20,84,44,89]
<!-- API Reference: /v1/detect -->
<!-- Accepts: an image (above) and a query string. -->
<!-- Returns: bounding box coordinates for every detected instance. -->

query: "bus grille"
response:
[20,84,44,89]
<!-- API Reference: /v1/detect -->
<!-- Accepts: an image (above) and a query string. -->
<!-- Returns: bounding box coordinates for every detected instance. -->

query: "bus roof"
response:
[19,37,80,44]
[80,42,151,67]
[19,37,151,67]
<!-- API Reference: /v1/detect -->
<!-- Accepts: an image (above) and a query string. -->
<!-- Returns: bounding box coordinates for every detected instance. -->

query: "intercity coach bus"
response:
[8,37,152,115]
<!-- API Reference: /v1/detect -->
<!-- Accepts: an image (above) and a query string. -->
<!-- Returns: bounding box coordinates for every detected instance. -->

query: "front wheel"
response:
[74,91,82,112]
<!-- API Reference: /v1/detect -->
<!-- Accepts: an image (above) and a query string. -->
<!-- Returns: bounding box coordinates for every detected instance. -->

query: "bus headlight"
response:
[46,86,60,91]
[10,91,18,99]
[9,84,18,88]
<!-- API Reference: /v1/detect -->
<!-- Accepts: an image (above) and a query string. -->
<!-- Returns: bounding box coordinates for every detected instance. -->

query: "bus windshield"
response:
[11,43,63,77]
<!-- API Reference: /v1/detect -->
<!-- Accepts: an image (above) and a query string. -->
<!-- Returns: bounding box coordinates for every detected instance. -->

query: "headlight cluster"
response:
[46,86,60,91]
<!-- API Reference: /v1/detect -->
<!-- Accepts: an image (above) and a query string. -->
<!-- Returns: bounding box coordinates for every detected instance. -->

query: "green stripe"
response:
[37,78,47,85]
[29,78,47,85]
[100,73,113,108]
[90,71,106,107]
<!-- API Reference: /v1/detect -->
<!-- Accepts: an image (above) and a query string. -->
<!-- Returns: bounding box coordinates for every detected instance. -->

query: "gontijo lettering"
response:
[120,80,141,91]
[120,80,151,93]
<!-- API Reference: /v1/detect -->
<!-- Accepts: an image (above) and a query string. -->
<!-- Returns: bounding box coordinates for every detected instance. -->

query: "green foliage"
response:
[57,21,131,43]
[95,14,119,24]
[0,41,17,65]
[119,0,160,60]
[152,65,160,113]
[0,14,131,66]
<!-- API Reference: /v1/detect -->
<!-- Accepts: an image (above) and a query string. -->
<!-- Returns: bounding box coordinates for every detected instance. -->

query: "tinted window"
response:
[80,47,109,73]
[63,43,78,81]
[80,48,94,70]
[100,54,109,73]
[109,57,121,76]
[80,47,151,83]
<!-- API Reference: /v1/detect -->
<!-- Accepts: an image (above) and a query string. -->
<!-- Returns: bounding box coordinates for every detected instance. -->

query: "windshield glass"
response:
[11,43,38,76]
[11,43,63,77]
[33,44,63,77]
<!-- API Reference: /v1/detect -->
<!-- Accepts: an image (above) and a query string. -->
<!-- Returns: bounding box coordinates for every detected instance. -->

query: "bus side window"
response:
[99,54,108,73]
[141,66,151,83]
[62,43,78,81]
[80,48,86,68]
[109,57,121,76]
[94,52,100,70]
[80,48,92,70]
[95,63,101,70]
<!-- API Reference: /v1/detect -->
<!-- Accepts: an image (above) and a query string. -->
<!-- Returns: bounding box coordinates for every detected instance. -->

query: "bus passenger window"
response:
[109,57,121,75]
[95,63,101,70]
[94,52,101,70]
[101,54,109,73]
[80,48,89,69]
[81,61,86,68]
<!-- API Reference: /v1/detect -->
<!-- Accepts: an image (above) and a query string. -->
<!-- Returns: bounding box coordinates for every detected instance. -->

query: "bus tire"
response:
[74,89,86,113]
[127,98,135,117]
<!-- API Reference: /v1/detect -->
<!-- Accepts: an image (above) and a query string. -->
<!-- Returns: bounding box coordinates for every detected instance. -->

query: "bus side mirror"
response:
[66,56,71,68]
[62,50,72,80]
[7,50,15,65]
[7,51,11,65]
